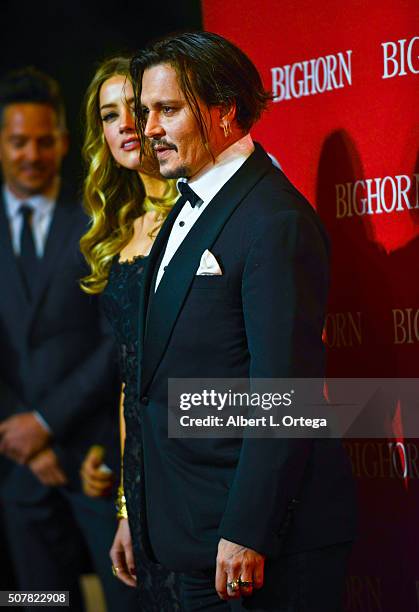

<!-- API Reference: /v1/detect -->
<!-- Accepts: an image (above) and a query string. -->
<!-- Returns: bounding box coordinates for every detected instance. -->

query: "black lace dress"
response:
[102,256,180,611]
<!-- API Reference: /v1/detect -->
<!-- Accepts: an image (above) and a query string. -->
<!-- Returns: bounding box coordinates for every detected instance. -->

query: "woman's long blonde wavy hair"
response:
[80,57,172,294]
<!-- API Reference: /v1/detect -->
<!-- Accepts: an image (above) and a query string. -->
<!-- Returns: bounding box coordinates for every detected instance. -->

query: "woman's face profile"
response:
[99,75,141,171]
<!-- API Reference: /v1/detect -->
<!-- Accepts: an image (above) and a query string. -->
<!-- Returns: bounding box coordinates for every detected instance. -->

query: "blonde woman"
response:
[79,57,180,610]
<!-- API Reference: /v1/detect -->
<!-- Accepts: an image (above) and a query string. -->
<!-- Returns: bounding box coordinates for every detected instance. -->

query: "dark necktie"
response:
[19,204,38,299]
[177,181,202,208]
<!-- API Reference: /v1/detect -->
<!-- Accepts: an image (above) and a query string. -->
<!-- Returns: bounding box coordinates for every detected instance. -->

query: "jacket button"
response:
[141,396,149,405]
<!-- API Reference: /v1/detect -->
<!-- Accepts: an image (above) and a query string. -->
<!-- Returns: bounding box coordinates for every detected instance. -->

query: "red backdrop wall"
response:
[203,1,419,609]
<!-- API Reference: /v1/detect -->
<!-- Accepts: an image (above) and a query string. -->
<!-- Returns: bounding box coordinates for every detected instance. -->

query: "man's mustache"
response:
[151,139,178,152]
[19,162,46,172]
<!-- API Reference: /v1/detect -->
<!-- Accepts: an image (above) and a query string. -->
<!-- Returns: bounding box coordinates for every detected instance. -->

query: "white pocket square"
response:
[196,249,223,276]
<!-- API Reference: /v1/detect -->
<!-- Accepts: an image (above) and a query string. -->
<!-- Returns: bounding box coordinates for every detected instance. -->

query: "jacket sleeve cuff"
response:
[218,518,280,558]
[33,410,52,434]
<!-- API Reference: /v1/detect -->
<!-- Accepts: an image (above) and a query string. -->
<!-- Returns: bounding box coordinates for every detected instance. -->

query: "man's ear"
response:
[219,103,236,125]
[219,103,237,136]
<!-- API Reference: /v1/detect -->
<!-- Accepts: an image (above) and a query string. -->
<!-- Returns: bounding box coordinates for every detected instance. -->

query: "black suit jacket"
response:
[135,144,356,571]
[0,188,120,499]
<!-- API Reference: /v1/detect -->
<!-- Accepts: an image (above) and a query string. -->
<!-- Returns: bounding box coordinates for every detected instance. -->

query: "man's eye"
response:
[10,138,26,148]
[39,136,55,148]
[101,112,117,123]
[162,106,174,114]
[141,107,150,117]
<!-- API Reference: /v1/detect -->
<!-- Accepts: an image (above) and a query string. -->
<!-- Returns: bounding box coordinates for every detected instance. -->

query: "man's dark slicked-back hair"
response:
[0,67,66,129]
[130,31,272,153]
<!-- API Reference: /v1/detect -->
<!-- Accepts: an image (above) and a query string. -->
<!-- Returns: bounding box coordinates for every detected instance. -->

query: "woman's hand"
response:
[80,445,114,497]
[109,518,137,587]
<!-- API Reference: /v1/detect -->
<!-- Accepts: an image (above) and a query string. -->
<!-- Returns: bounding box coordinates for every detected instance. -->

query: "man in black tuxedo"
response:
[111,33,356,610]
[0,68,138,611]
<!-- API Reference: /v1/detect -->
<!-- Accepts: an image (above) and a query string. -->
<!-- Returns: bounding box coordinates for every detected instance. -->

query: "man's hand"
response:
[28,447,68,487]
[215,538,265,600]
[109,518,137,588]
[0,413,50,463]
[80,445,114,497]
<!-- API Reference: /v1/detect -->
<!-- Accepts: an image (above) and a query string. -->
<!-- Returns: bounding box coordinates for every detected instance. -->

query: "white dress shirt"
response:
[155,134,255,290]
[3,185,56,257]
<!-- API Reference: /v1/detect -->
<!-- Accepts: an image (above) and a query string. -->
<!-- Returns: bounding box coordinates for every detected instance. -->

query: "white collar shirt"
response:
[155,134,254,290]
[3,185,57,257]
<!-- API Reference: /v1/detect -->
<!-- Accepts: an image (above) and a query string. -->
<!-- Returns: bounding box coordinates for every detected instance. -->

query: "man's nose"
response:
[25,141,41,161]
[144,112,164,139]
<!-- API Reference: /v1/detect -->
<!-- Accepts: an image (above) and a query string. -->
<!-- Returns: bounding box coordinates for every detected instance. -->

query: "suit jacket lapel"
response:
[137,192,186,395]
[140,143,271,394]
[0,193,28,305]
[28,193,78,325]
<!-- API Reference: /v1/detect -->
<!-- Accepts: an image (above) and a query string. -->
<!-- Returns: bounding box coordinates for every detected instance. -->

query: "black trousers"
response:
[179,542,352,612]
[2,488,139,612]
[0,502,17,589]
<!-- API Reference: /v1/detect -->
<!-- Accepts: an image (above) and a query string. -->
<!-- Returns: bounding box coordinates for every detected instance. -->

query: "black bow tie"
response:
[178,181,202,208]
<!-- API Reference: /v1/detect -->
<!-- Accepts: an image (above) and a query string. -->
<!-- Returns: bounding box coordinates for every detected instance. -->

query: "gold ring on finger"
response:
[239,579,253,588]
[111,565,120,577]
[227,579,240,592]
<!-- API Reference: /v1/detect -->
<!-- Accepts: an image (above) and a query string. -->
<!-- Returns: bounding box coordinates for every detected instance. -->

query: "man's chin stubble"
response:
[160,165,190,180]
